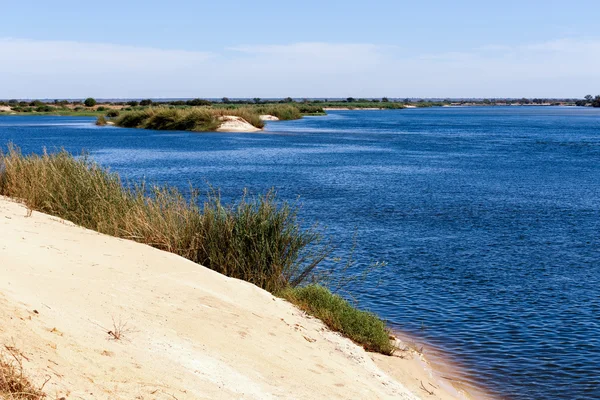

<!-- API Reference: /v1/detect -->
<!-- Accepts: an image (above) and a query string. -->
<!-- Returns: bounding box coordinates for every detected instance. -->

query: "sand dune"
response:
[0,197,469,400]
[216,116,262,132]
[259,115,280,121]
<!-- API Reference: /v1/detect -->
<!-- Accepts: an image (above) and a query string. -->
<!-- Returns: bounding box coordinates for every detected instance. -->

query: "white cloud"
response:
[0,37,599,98]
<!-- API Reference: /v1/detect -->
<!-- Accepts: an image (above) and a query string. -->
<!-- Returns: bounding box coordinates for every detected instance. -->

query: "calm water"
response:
[1,107,599,399]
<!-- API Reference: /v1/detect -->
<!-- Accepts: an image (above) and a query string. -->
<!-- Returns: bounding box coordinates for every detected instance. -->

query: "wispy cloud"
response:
[0,37,598,98]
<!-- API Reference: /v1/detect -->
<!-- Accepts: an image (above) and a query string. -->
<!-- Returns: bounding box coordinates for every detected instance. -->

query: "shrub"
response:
[139,99,153,106]
[186,98,212,106]
[106,109,120,118]
[84,98,97,107]
[294,104,325,115]
[96,116,107,126]
[126,100,139,107]
[282,285,395,355]
[96,106,107,112]
[35,105,55,113]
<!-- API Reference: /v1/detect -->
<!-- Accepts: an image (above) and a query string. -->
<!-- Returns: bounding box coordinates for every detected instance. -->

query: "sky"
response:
[0,0,599,99]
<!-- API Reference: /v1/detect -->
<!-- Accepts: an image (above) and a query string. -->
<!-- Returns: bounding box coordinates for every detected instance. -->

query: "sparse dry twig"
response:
[419,380,434,395]
[1,344,47,399]
[107,316,130,341]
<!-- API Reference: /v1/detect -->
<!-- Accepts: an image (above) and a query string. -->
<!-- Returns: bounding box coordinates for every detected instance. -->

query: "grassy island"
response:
[109,104,324,132]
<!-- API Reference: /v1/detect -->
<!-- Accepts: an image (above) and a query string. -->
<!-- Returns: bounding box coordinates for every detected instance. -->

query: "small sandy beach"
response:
[1,197,478,400]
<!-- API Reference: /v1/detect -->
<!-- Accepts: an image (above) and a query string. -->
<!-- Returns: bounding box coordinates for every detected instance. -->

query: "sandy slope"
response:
[0,197,469,400]
[259,115,280,121]
[216,116,262,132]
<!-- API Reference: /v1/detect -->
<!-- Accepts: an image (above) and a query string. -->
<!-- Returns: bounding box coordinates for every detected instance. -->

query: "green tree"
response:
[186,98,211,106]
[221,97,231,104]
[592,95,600,108]
[584,94,593,102]
[381,97,389,102]
[84,98,97,107]
[126,100,139,107]
[346,97,355,103]
[253,98,261,104]
[139,99,153,106]
[283,97,294,103]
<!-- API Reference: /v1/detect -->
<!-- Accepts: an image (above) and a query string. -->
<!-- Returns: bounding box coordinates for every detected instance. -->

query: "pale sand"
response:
[323,107,385,110]
[0,197,474,400]
[260,114,280,121]
[216,116,262,132]
[0,106,12,112]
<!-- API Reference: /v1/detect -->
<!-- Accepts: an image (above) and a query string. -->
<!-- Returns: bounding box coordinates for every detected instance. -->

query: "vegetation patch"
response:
[282,285,395,355]
[95,115,107,126]
[112,106,266,131]
[0,146,394,355]
[0,346,46,399]
[0,146,326,293]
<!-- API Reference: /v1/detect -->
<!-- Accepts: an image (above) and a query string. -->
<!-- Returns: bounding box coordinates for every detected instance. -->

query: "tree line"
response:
[575,95,600,107]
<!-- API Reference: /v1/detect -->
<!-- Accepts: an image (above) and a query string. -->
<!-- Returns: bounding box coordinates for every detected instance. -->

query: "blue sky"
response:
[1,1,599,98]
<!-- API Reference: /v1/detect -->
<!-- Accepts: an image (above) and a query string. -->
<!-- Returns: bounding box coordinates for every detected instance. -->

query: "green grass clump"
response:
[282,285,395,355]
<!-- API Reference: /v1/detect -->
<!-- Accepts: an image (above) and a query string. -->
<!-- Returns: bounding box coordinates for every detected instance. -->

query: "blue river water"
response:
[1,107,599,399]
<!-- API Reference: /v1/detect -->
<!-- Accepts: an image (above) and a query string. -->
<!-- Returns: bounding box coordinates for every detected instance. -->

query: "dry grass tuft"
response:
[0,345,46,400]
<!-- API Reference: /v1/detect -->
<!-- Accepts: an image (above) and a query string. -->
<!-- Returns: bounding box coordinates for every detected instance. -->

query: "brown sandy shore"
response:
[0,197,479,400]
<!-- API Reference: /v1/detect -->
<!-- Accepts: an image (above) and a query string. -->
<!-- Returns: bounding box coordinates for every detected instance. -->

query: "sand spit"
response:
[0,197,473,400]
[323,106,418,110]
[216,116,262,132]
[260,114,280,121]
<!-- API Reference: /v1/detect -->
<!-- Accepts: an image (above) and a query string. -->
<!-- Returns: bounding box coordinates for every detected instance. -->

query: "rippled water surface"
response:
[1,107,599,399]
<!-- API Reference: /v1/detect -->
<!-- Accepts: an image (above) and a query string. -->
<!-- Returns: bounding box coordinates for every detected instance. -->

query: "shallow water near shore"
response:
[1,107,599,399]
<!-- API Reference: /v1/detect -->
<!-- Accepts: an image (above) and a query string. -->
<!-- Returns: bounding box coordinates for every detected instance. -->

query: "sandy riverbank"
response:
[0,196,478,400]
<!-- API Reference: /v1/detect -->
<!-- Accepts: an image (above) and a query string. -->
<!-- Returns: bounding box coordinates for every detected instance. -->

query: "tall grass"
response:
[255,104,302,120]
[212,103,323,119]
[0,145,325,292]
[112,106,265,131]
[0,145,394,354]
